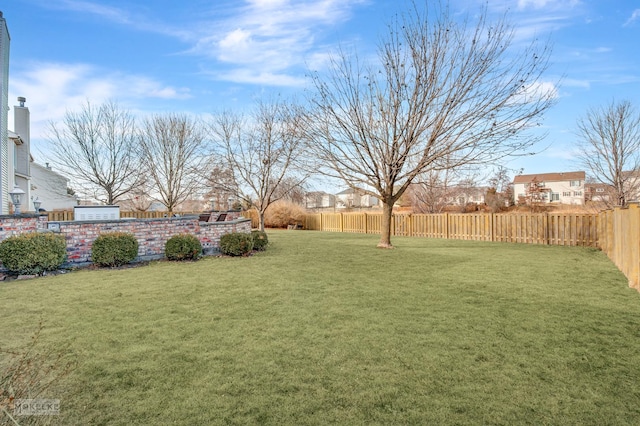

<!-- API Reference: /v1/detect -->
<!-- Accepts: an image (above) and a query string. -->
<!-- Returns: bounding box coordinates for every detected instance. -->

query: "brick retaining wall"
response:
[0,215,43,240]
[0,214,252,265]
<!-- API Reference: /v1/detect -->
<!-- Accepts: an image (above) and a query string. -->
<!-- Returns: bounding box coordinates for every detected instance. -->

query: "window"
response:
[570,180,581,187]
[550,193,559,201]
[563,192,571,197]
[596,188,605,193]
[574,191,582,196]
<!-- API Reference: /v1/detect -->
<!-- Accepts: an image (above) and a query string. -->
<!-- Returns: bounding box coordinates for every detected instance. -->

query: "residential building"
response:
[445,185,488,207]
[513,171,585,205]
[621,170,640,203]
[0,11,9,213]
[30,162,77,210]
[10,97,76,211]
[585,183,613,204]
[335,188,379,209]
[584,172,640,206]
[305,191,336,209]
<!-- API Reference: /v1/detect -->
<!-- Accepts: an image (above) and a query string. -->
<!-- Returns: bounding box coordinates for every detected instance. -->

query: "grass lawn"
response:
[2,230,640,425]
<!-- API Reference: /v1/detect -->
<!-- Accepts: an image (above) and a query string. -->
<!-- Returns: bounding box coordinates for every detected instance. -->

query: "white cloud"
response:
[624,9,640,27]
[516,0,580,11]
[190,0,368,85]
[46,0,369,87]
[43,0,192,40]
[533,81,560,99]
[55,0,132,24]
[561,78,590,89]
[8,62,191,142]
[509,80,559,106]
[215,69,307,87]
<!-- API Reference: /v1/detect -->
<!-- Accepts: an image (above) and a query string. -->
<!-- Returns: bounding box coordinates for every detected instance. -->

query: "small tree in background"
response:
[485,166,517,212]
[210,99,308,231]
[48,101,144,205]
[523,177,548,212]
[575,99,640,207]
[139,114,207,213]
[205,163,239,211]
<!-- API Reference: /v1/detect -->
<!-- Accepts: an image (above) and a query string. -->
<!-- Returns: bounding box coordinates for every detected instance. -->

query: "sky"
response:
[2,0,640,187]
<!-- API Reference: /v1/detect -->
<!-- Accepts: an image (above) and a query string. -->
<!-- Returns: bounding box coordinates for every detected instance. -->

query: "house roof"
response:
[336,188,358,195]
[31,162,70,181]
[585,182,613,191]
[306,191,333,197]
[7,130,23,144]
[513,171,585,184]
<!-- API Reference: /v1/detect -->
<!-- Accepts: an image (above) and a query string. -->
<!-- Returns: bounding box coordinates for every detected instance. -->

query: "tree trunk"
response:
[258,212,266,232]
[378,200,394,249]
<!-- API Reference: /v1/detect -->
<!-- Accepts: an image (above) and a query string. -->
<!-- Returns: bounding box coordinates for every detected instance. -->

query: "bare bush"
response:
[264,200,306,228]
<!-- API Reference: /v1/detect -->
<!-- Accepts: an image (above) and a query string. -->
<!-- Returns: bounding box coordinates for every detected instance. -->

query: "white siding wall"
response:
[30,163,77,211]
[0,14,9,213]
[514,180,584,205]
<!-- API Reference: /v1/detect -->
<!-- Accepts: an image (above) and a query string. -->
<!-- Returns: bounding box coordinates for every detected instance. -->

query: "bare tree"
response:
[303,2,555,247]
[138,114,206,212]
[485,166,517,212]
[205,163,239,211]
[48,101,143,204]
[118,183,155,211]
[209,99,308,231]
[407,169,457,213]
[271,176,307,205]
[575,100,640,207]
[523,176,548,212]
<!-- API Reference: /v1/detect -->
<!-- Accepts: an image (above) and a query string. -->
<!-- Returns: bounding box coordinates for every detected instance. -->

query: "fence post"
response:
[444,213,449,240]
[545,212,550,245]
[340,213,344,233]
[490,213,495,242]
[363,213,368,234]
[392,214,396,236]
[407,214,413,237]
[629,204,640,289]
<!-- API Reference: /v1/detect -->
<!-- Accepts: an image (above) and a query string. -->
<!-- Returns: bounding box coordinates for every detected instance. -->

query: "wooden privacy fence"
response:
[304,209,640,290]
[303,212,600,247]
[598,204,640,290]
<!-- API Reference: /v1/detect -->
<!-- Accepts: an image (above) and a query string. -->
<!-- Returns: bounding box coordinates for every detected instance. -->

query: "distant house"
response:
[8,97,77,212]
[30,162,77,210]
[305,191,336,209]
[335,188,379,209]
[585,182,613,203]
[584,171,640,205]
[445,186,488,206]
[513,171,585,205]
[621,171,640,203]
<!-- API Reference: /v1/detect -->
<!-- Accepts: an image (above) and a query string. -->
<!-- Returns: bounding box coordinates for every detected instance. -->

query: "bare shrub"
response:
[264,201,306,228]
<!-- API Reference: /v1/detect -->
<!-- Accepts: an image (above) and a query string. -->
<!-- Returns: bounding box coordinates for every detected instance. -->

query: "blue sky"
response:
[3,0,640,182]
